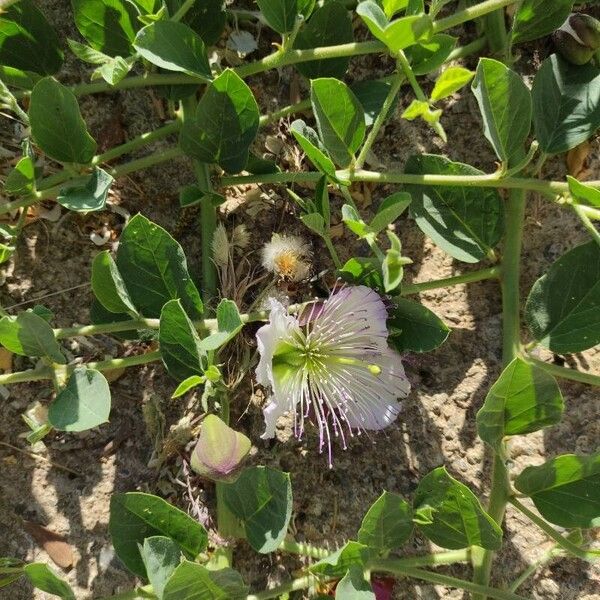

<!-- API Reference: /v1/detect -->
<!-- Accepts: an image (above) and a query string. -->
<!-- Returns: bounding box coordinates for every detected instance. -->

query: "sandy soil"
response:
[1,2,600,599]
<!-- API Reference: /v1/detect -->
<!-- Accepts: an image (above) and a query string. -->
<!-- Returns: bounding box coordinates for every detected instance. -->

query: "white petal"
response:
[255,298,300,388]
[261,367,306,439]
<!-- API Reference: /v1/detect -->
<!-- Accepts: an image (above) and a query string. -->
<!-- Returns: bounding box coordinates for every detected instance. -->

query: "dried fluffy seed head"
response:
[261,233,311,282]
[232,224,250,251]
[212,223,230,268]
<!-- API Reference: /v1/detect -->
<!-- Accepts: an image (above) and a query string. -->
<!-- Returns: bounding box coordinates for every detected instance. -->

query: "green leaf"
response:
[91,250,138,316]
[388,297,449,353]
[335,566,375,600]
[382,248,404,293]
[351,80,399,127]
[197,299,244,353]
[338,257,384,291]
[56,168,113,212]
[300,212,326,236]
[370,192,411,233]
[512,0,573,44]
[431,66,474,102]
[294,1,354,79]
[165,0,226,46]
[190,414,251,483]
[0,310,65,363]
[5,156,35,195]
[405,154,504,263]
[568,176,600,208]
[413,467,502,550]
[357,2,433,54]
[0,0,63,75]
[94,55,132,85]
[141,536,181,600]
[476,357,564,452]
[48,367,111,432]
[23,563,74,600]
[401,99,441,123]
[134,21,211,79]
[72,0,139,57]
[68,38,112,64]
[514,453,600,528]
[358,491,413,551]
[310,78,365,168]
[179,69,259,173]
[109,492,208,578]
[171,375,206,398]
[532,54,600,154]
[256,0,298,33]
[405,34,456,76]
[159,299,205,382]
[89,299,143,341]
[471,58,532,165]
[342,204,370,238]
[222,466,292,553]
[310,542,372,578]
[525,240,600,353]
[29,77,97,165]
[290,119,337,178]
[382,0,409,18]
[116,214,203,319]
[162,562,247,600]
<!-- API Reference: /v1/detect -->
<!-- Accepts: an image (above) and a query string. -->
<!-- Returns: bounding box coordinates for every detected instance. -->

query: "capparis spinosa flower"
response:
[256,285,410,466]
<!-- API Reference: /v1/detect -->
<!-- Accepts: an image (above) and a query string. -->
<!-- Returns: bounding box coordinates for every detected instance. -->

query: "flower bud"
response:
[553,13,600,65]
[190,414,251,483]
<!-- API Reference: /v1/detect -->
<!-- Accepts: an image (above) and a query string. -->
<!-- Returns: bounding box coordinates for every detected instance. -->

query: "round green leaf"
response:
[405,34,457,76]
[335,566,375,600]
[134,21,211,79]
[471,58,532,165]
[162,562,247,600]
[476,357,564,452]
[222,466,292,553]
[310,78,365,168]
[290,119,337,179]
[512,0,573,44]
[532,54,600,155]
[159,299,205,382]
[357,491,414,551]
[23,564,74,600]
[109,492,208,579]
[56,168,113,212]
[0,310,65,364]
[525,241,600,353]
[91,250,137,316]
[29,77,97,164]
[294,1,354,79]
[72,0,139,57]
[0,0,63,75]
[405,154,505,263]
[140,537,181,599]
[166,0,227,46]
[48,367,111,432]
[179,69,259,173]
[310,542,372,578]
[116,214,203,319]
[515,453,600,528]
[256,0,299,33]
[413,467,502,550]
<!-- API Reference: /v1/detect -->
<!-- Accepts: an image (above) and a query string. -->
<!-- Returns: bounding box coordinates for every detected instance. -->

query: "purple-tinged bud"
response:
[190,415,251,483]
[553,13,600,65]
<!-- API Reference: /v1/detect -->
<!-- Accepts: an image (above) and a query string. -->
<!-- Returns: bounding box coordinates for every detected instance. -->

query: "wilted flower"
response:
[255,285,410,466]
[261,233,311,281]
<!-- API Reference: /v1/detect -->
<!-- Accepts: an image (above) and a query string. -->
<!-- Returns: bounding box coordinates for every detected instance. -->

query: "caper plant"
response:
[1,0,600,599]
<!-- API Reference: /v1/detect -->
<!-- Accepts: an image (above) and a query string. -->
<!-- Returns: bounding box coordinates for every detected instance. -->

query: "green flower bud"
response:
[190,415,251,483]
[553,13,600,65]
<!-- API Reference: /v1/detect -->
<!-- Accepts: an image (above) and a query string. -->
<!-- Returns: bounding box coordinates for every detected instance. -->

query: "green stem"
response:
[509,497,600,562]
[472,188,526,598]
[246,575,317,600]
[573,203,600,247]
[432,0,515,33]
[220,168,579,197]
[400,266,501,295]
[93,121,181,165]
[278,539,331,559]
[508,544,561,593]
[171,0,195,21]
[323,234,342,268]
[524,355,600,387]
[355,68,405,169]
[396,50,446,140]
[368,561,529,600]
